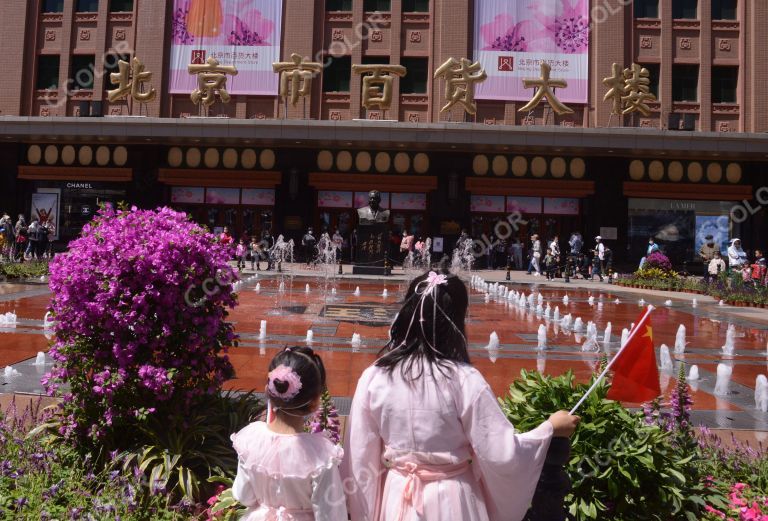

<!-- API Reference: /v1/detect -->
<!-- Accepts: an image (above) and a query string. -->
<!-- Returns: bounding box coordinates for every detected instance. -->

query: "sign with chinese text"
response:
[474,0,589,103]
[170,0,282,95]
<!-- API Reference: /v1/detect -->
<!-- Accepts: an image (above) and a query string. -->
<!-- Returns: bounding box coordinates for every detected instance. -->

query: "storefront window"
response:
[628,198,734,264]
[59,185,126,239]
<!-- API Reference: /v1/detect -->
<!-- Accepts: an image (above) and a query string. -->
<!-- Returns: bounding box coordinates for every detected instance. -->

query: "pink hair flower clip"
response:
[424,271,448,293]
[267,365,303,400]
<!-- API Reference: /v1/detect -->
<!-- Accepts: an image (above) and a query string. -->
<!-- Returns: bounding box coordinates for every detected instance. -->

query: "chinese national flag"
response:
[606,310,661,403]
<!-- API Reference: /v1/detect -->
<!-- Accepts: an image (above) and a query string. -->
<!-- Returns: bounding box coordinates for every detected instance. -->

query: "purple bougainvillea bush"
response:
[43,206,237,445]
[643,251,674,273]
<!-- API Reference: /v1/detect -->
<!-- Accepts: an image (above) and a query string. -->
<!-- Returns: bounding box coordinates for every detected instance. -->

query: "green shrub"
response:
[501,370,723,520]
[0,261,49,280]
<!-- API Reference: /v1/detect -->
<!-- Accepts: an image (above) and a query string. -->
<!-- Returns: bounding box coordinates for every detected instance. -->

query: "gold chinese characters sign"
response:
[272,53,323,107]
[603,62,657,117]
[106,57,156,103]
[188,56,238,107]
[518,62,574,116]
[433,57,487,115]
[352,64,407,111]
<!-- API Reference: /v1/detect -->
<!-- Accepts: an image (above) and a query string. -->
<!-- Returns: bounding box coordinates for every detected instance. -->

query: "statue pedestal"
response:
[352,224,389,276]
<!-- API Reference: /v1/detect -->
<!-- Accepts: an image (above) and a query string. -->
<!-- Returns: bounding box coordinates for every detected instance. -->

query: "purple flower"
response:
[528,0,589,54]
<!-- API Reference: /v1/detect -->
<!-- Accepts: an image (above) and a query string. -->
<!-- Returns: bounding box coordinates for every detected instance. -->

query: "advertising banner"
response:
[32,191,60,241]
[474,0,589,103]
[170,0,283,95]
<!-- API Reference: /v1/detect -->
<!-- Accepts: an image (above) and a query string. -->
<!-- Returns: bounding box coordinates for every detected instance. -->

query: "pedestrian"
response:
[301,228,316,267]
[0,213,14,261]
[249,236,261,271]
[567,232,584,279]
[527,234,541,276]
[699,235,720,283]
[26,219,40,260]
[750,250,766,286]
[343,270,580,521]
[261,230,275,270]
[544,247,556,281]
[495,237,508,270]
[510,238,523,270]
[708,250,727,281]
[549,235,560,277]
[350,228,358,262]
[230,346,347,521]
[485,234,496,269]
[37,221,51,259]
[399,230,414,265]
[235,239,247,270]
[14,215,27,261]
[332,229,344,259]
[593,236,606,282]
[727,239,748,271]
[639,236,660,269]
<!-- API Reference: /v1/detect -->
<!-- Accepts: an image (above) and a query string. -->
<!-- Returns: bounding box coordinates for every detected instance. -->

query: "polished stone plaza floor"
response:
[1,268,767,434]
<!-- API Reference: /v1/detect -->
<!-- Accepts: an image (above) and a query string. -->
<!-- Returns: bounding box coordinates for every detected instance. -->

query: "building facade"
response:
[0,0,767,267]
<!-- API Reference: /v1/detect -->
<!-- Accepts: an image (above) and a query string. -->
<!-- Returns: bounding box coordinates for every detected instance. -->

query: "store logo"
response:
[66,182,93,189]
[498,56,514,72]
[191,50,206,64]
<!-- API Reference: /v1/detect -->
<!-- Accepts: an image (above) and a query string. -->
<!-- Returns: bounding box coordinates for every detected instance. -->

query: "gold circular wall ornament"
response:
[668,161,683,182]
[113,146,128,166]
[531,156,547,178]
[394,152,410,173]
[336,151,353,172]
[222,148,238,169]
[375,152,391,173]
[241,149,258,169]
[511,156,527,177]
[570,158,586,179]
[27,145,42,165]
[551,157,567,178]
[472,155,489,176]
[61,145,76,166]
[317,150,334,171]
[492,155,508,177]
[687,162,703,183]
[355,152,372,172]
[167,147,183,167]
[204,148,220,169]
[79,146,93,166]
[413,153,429,174]
[186,148,201,168]
[726,163,742,184]
[95,146,111,166]
[629,160,645,181]
[44,145,58,165]
[260,149,276,169]
[648,160,664,181]
[706,163,723,183]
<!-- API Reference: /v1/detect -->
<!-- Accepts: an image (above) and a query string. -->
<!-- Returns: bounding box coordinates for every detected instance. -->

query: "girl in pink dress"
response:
[231,347,348,521]
[343,270,579,521]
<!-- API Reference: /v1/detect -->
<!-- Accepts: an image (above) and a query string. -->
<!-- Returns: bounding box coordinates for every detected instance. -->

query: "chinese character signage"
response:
[474,0,589,103]
[170,0,283,95]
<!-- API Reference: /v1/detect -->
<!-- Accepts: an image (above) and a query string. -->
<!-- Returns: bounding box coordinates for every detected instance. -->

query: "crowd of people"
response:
[230,269,580,521]
[698,235,767,286]
[0,212,54,263]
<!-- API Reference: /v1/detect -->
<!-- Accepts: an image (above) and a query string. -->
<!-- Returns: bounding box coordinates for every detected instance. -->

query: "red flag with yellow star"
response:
[606,310,661,403]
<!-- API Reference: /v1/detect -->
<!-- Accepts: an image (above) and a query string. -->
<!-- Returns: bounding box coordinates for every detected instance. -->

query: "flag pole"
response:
[569,305,655,415]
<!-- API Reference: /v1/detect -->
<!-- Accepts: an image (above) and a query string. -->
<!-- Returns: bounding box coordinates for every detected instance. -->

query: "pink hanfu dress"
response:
[343,363,554,521]
[231,422,349,521]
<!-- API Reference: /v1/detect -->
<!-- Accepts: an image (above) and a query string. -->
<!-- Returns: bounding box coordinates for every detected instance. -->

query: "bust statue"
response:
[357,190,390,225]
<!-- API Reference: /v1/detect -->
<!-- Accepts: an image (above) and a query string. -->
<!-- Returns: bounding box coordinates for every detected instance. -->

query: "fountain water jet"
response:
[537,325,548,351]
[659,345,674,373]
[674,325,687,354]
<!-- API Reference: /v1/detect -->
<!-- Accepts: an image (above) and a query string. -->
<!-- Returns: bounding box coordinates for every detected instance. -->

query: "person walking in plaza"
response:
[400,230,414,265]
[549,235,561,277]
[26,219,40,260]
[639,236,660,269]
[544,247,557,281]
[750,250,766,286]
[510,237,523,270]
[0,213,14,261]
[230,346,348,521]
[332,229,344,259]
[249,236,261,271]
[14,215,27,261]
[302,228,317,267]
[235,239,247,270]
[708,250,727,281]
[593,236,606,281]
[727,238,748,271]
[261,230,275,270]
[527,234,542,276]
[350,228,358,263]
[699,235,720,282]
[343,269,579,521]
[219,226,233,246]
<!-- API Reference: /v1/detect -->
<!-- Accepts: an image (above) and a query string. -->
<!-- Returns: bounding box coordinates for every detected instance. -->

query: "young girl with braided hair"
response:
[343,269,580,521]
[231,346,348,521]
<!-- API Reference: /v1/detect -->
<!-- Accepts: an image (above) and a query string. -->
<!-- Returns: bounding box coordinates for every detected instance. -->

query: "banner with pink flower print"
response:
[170,0,283,95]
[474,0,589,103]
[471,195,505,213]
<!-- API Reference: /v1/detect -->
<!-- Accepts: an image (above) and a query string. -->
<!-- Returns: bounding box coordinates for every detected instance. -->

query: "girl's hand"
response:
[547,411,581,438]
